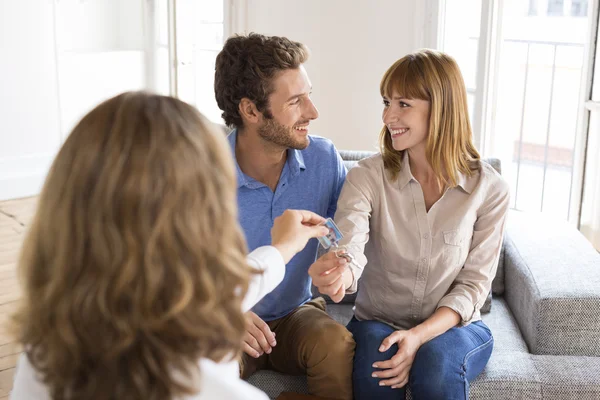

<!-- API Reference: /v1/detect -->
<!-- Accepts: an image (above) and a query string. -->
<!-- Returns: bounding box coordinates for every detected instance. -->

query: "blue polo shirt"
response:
[228,130,347,321]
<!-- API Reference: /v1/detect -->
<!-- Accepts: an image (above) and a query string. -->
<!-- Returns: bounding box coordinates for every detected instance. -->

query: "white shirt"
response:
[10,246,285,400]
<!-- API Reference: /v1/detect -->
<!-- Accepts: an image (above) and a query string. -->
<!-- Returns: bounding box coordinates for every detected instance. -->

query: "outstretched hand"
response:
[271,209,329,263]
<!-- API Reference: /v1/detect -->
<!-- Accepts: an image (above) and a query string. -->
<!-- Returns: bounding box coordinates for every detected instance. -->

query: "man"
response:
[214,33,354,399]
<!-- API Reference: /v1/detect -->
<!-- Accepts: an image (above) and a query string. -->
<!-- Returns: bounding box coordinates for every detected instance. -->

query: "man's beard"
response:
[258,117,310,150]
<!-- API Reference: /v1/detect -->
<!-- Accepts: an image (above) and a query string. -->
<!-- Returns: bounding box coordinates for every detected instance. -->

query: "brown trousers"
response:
[240,298,355,400]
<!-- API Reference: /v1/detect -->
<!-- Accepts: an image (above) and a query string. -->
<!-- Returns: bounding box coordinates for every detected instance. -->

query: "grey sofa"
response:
[249,150,600,399]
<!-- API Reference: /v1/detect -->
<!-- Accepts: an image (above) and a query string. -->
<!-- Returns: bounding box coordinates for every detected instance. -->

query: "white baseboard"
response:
[0,154,56,201]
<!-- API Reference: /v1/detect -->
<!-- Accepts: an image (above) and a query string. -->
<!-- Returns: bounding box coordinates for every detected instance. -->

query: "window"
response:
[527,0,587,17]
[571,0,589,17]
[439,0,482,129]
[547,0,565,16]
[528,0,539,16]
[440,0,594,223]
[54,0,149,135]
[173,0,225,123]
[580,3,600,250]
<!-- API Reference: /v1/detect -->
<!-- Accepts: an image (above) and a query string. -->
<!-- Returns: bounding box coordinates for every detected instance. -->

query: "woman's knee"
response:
[350,321,399,392]
[410,361,464,398]
[409,340,466,399]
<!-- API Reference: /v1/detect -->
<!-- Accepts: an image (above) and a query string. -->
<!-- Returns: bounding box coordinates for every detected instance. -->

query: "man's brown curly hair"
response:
[214,33,309,129]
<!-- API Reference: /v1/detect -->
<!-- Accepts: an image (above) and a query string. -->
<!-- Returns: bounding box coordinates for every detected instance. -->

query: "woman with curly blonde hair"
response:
[10,91,328,400]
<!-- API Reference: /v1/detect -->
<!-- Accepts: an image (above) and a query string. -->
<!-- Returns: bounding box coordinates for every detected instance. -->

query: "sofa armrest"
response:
[504,211,600,356]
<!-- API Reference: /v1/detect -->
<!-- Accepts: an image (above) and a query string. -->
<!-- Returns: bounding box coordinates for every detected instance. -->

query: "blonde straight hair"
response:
[379,49,480,187]
[12,92,255,400]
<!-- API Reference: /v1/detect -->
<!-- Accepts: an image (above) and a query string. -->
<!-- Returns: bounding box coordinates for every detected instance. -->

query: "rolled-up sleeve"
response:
[437,179,511,325]
[334,164,376,293]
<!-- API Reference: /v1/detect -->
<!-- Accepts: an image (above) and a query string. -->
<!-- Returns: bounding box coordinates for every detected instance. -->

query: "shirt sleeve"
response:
[10,354,52,400]
[436,177,511,326]
[242,246,286,312]
[333,162,377,293]
[326,147,348,219]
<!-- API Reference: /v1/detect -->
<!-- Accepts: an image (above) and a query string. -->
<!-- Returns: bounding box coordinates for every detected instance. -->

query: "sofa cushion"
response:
[504,211,600,356]
[324,302,354,326]
[480,292,493,313]
[247,370,307,400]
[532,356,600,399]
[481,297,529,353]
[467,353,542,400]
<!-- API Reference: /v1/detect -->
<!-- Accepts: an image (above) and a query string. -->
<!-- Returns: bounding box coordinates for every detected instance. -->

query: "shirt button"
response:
[423,233,429,239]
[422,258,427,264]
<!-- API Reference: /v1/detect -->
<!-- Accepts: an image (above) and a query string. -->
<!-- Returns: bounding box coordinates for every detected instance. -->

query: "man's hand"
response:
[308,252,349,303]
[242,311,276,358]
[271,210,329,263]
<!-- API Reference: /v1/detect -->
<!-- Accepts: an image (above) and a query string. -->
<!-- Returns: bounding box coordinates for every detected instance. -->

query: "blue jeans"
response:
[347,317,493,400]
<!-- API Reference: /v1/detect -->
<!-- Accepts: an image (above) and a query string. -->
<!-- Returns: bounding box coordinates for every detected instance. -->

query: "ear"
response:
[239,98,261,125]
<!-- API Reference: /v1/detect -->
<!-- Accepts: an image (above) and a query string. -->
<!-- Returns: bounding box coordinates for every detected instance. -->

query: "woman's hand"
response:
[372,329,423,388]
[308,252,349,302]
[271,210,329,263]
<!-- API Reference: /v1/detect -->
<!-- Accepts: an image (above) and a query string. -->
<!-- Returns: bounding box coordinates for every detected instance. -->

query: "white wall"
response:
[0,0,150,201]
[55,0,148,138]
[0,0,62,201]
[242,0,426,151]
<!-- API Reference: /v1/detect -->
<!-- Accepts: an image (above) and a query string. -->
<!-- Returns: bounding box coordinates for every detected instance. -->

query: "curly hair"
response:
[379,49,480,186]
[11,92,255,400]
[214,32,309,128]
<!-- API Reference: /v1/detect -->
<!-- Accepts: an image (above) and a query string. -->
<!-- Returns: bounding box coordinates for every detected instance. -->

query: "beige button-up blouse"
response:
[335,152,510,329]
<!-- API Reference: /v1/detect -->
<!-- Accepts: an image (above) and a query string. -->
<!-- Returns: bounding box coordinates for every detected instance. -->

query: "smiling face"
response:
[378,50,480,183]
[382,92,431,153]
[258,65,319,150]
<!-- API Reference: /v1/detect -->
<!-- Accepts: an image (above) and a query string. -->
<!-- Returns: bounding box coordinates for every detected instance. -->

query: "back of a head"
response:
[379,49,480,185]
[214,32,309,129]
[12,92,252,400]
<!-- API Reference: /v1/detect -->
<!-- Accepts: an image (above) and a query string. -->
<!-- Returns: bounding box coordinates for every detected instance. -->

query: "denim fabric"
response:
[347,317,493,400]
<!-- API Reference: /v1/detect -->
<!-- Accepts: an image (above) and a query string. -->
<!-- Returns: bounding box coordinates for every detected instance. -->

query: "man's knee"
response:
[322,321,356,352]
[307,320,355,364]
[239,352,267,380]
[304,320,355,400]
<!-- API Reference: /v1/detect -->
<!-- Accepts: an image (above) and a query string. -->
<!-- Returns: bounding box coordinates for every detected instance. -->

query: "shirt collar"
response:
[227,129,307,189]
[455,168,478,194]
[397,151,477,193]
[397,151,414,190]
[288,145,306,175]
[228,129,249,188]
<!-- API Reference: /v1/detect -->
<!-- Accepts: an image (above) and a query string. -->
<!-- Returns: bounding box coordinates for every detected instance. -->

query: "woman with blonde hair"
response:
[310,49,510,399]
[10,91,329,400]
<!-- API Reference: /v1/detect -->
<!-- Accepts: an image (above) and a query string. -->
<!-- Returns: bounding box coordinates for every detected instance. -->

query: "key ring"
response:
[332,245,358,288]
[333,245,356,264]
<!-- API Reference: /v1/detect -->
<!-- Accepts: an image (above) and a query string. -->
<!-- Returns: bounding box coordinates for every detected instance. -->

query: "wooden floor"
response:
[0,197,37,399]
